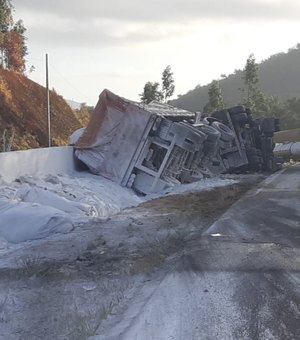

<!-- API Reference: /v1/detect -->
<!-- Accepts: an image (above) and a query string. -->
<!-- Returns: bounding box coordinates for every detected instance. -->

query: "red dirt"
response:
[0,69,82,149]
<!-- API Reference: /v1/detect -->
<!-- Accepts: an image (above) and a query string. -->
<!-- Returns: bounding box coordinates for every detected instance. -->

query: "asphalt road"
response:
[99,164,300,340]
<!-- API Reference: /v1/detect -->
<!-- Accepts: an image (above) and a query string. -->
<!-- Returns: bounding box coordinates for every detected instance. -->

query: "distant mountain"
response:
[0,69,82,150]
[66,99,82,110]
[172,45,300,112]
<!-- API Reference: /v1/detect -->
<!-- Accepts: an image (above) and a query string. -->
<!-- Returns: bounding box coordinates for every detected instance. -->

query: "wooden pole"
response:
[46,53,51,147]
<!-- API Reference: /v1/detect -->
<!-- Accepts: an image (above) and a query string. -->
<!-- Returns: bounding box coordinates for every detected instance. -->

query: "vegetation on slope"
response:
[0,0,84,151]
[0,68,82,150]
[73,103,93,127]
[173,46,300,108]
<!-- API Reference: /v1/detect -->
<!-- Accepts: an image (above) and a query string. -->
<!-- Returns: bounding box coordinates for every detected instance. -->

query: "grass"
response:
[16,255,50,277]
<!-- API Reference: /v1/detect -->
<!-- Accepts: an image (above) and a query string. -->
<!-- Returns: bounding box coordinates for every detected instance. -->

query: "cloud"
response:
[14,0,300,22]
[13,3,196,48]
[13,0,300,48]
[21,13,193,48]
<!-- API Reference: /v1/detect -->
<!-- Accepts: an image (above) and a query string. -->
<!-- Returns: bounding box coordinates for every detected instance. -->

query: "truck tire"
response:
[211,122,235,142]
[202,117,219,125]
[203,140,218,155]
[194,124,221,143]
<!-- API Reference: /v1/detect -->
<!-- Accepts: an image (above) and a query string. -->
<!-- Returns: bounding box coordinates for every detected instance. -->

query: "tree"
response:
[139,65,175,104]
[161,65,175,102]
[203,80,225,113]
[257,96,300,130]
[0,1,27,72]
[4,29,25,71]
[140,81,163,104]
[0,0,12,67]
[0,0,12,31]
[13,20,27,61]
[240,53,272,116]
[242,53,259,107]
[283,97,300,129]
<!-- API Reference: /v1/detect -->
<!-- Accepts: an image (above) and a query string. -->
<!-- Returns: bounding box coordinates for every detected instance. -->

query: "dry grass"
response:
[16,255,51,278]
[0,79,12,103]
[0,68,82,150]
[141,182,256,224]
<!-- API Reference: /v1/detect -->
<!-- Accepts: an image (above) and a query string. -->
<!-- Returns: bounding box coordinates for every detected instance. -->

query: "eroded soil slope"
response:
[0,69,82,149]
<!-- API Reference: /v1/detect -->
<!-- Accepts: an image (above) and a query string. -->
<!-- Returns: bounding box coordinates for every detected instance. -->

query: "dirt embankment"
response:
[0,69,82,150]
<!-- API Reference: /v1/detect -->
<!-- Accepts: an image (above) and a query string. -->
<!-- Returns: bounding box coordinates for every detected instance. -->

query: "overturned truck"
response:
[73,89,279,194]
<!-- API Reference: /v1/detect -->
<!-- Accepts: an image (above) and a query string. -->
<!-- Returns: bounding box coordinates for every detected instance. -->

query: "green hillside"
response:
[172,45,300,112]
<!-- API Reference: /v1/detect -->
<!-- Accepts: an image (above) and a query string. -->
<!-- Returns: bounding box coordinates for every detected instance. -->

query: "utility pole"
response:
[46,53,51,147]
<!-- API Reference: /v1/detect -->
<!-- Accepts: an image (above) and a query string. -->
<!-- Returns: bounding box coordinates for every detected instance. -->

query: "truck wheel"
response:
[202,117,219,125]
[211,122,235,142]
[203,140,218,155]
[194,124,221,143]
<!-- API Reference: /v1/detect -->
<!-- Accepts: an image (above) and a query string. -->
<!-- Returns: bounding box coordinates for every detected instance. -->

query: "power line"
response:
[26,55,91,103]
[48,62,90,102]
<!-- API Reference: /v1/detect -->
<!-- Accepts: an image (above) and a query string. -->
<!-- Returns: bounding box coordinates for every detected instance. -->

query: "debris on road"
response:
[73,89,279,194]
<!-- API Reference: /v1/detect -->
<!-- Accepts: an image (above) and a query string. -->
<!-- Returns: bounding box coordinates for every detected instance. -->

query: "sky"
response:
[13,0,300,106]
